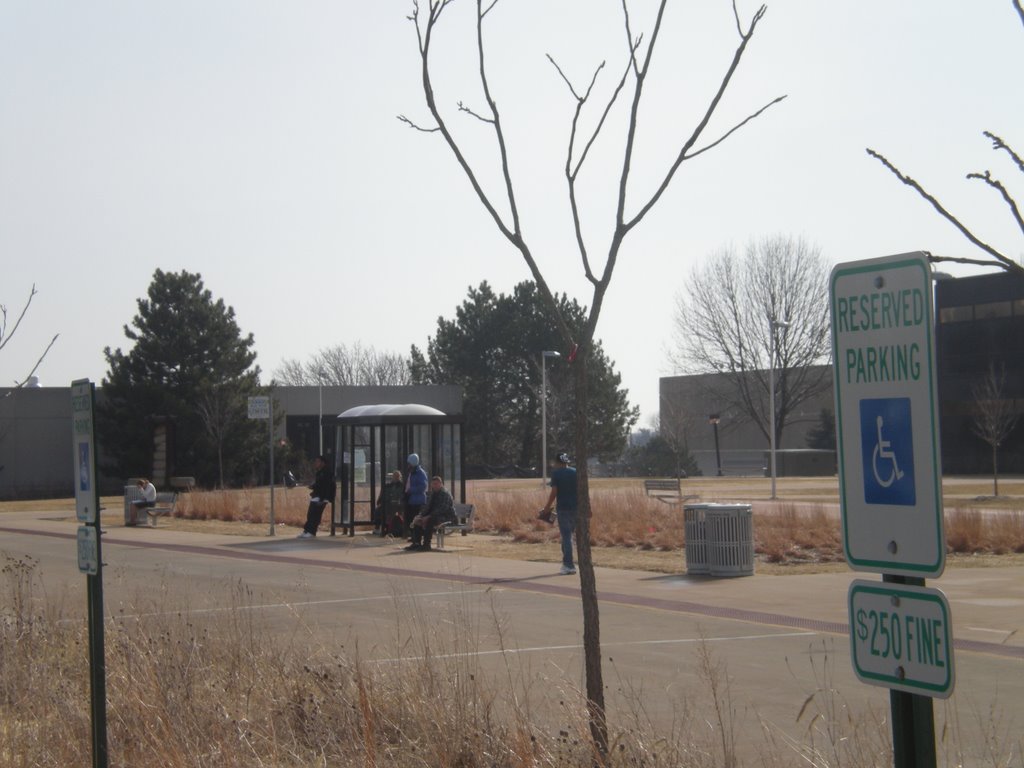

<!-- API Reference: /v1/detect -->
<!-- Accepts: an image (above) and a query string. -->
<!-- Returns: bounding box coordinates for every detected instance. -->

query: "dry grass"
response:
[4,478,1024,572]
[3,554,1021,767]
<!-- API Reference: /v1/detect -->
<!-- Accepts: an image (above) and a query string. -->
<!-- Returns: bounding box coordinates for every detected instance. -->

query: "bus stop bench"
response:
[643,479,698,505]
[435,503,475,550]
[146,492,178,527]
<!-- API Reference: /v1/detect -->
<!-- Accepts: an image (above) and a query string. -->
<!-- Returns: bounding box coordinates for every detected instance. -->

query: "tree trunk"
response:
[572,350,608,762]
[992,444,999,497]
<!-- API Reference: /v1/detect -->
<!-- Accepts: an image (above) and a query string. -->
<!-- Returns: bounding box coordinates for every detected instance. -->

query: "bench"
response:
[643,478,698,505]
[146,492,178,527]
[435,503,475,550]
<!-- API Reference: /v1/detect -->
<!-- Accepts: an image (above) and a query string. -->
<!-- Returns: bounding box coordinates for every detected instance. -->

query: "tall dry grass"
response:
[177,482,1024,565]
[3,554,1022,766]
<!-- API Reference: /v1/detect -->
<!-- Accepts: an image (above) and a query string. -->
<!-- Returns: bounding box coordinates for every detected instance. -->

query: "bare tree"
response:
[1,284,59,393]
[671,235,832,449]
[403,0,784,757]
[971,363,1020,497]
[867,1,1023,276]
[275,343,411,386]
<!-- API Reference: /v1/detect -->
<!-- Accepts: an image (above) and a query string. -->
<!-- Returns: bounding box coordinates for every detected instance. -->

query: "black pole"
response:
[884,574,936,768]
[713,422,723,477]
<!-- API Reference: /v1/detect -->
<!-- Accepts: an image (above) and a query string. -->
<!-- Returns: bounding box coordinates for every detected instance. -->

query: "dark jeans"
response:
[409,516,438,548]
[404,502,423,535]
[303,500,329,535]
[557,508,576,568]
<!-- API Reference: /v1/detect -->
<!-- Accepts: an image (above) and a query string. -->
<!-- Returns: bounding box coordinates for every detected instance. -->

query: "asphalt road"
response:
[2,509,1022,763]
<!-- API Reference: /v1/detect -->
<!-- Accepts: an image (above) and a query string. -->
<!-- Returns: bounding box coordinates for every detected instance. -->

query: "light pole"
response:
[768,318,791,499]
[541,350,561,487]
[708,414,723,477]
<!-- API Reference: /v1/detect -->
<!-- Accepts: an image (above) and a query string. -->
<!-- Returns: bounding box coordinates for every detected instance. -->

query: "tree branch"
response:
[967,170,1024,236]
[866,148,1022,273]
[11,333,59,390]
[683,95,787,160]
[623,4,781,235]
[985,131,1024,174]
[397,114,440,133]
[0,284,39,352]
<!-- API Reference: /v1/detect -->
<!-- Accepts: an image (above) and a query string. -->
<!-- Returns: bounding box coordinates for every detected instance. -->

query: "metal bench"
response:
[435,503,475,550]
[146,491,178,527]
[643,478,698,505]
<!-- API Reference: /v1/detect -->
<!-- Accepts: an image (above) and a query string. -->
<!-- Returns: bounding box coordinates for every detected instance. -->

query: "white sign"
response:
[829,253,944,577]
[248,396,270,419]
[848,580,955,698]
[77,525,99,575]
[71,379,98,524]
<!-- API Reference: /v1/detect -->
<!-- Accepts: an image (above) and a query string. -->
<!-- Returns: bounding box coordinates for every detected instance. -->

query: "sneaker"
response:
[559,565,576,575]
[420,544,432,552]
[297,531,314,539]
[404,543,422,551]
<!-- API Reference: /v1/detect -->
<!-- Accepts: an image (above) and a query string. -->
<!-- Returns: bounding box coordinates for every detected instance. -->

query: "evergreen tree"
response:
[411,281,638,470]
[805,408,837,451]
[98,270,265,487]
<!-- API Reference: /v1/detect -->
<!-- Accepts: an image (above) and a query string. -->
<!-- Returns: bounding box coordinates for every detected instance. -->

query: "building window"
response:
[975,301,1012,320]
[939,305,973,323]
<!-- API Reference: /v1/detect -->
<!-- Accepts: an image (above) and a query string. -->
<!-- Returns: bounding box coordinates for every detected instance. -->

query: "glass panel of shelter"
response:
[335,419,465,536]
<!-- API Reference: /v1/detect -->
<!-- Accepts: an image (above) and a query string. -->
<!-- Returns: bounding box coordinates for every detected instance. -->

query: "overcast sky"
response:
[2,1,1021,425]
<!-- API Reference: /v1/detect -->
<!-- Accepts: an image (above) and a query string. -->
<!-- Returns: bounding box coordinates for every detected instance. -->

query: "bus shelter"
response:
[332,404,465,536]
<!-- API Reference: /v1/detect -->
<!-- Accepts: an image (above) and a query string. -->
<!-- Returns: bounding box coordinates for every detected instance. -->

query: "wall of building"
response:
[661,271,1024,478]
[0,384,463,500]
[0,387,76,499]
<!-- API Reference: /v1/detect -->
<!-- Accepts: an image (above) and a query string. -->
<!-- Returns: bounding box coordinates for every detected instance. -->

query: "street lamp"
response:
[768,318,791,499]
[541,350,561,487]
[708,414,723,477]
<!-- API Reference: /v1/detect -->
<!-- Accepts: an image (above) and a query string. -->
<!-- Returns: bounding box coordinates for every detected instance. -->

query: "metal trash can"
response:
[124,484,144,526]
[706,504,754,577]
[683,503,711,575]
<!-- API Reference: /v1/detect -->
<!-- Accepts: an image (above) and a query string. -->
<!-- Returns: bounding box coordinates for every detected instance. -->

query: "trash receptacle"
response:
[124,484,144,526]
[683,503,710,575]
[706,504,754,577]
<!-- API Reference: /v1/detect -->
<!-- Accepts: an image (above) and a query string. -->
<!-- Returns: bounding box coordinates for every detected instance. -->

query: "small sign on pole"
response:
[248,396,270,420]
[78,526,99,576]
[848,580,955,698]
[72,380,98,524]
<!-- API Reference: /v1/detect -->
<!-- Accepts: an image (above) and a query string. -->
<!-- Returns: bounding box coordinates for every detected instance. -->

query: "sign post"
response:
[829,253,951,768]
[248,395,274,535]
[72,379,108,768]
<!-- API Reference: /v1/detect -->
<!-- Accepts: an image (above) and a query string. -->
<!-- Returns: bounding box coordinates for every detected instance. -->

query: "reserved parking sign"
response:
[829,253,944,578]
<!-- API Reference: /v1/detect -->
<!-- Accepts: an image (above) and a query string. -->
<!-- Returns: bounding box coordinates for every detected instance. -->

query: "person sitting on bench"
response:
[406,475,454,551]
[131,478,157,518]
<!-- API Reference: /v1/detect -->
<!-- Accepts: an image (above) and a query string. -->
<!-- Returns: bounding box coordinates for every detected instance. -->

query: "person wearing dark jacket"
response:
[406,475,454,551]
[298,455,336,538]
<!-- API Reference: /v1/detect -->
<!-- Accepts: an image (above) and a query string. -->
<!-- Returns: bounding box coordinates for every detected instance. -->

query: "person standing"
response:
[406,475,454,551]
[403,453,428,534]
[298,455,335,538]
[539,452,577,575]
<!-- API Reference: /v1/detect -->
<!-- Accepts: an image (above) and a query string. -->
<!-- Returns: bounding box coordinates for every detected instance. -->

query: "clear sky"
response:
[2,1,1021,425]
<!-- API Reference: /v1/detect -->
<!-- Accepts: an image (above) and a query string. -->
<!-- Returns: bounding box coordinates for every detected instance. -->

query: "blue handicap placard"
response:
[859,397,916,506]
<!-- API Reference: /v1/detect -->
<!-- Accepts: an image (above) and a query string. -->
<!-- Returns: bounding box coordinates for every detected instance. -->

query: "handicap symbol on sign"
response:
[859,398,916,506]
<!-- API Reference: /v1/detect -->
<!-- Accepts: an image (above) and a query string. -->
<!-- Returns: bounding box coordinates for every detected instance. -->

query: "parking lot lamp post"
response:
[769,318,791,499]
[708,414,723,476]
